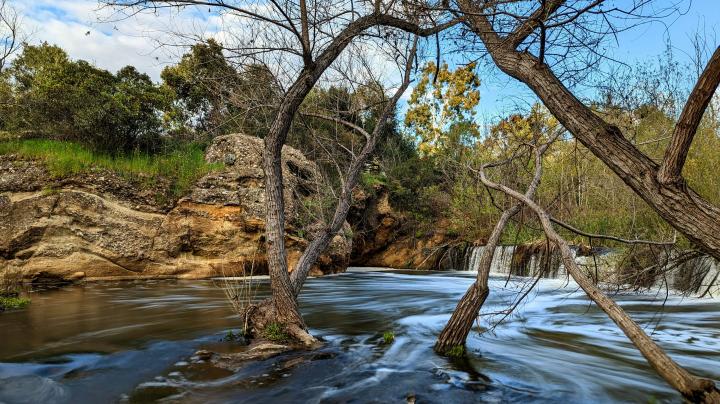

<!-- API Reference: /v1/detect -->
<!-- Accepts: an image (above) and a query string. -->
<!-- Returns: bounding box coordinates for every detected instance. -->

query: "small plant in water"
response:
[263,322,289,343]
[222,329,246,343]
[0,269,28,311]
[445,345,465,358]
[382,331,395,344]
[0,296,30,311]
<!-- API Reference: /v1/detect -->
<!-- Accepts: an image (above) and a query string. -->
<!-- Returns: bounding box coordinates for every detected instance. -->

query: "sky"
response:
[14,0,720,120]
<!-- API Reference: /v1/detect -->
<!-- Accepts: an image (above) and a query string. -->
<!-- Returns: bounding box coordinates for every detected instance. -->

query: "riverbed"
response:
[0,269,718,403]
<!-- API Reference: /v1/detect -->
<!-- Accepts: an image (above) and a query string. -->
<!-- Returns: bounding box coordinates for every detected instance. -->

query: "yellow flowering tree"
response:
[404,61,481,156]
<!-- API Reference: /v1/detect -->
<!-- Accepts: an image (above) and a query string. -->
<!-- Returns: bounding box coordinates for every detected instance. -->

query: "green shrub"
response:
[223,329,248,343]
[1,44,172,155]
[360,172,387,189]
[445,345,465,358]
[382,331,395,344]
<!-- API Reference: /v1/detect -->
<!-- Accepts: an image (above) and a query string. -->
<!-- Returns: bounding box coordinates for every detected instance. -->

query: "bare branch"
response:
[506,0,566,49]
[550,217,677,246]
[299,111,370,141]
[289,35,419,295]
[477,150,720,402]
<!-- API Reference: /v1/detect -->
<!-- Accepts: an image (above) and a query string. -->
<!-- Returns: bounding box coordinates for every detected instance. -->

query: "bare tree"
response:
[453,0,720,261]
[0,0,23,72]
[476,148,720,403]
[290,37,419,297]
[104,0,455,343]
[435,126,562,354]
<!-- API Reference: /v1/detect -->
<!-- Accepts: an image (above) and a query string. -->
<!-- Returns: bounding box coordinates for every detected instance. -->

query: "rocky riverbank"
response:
[0,134,350,281]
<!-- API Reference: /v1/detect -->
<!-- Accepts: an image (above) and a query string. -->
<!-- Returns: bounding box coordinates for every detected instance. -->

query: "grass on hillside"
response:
[0,139,223,197]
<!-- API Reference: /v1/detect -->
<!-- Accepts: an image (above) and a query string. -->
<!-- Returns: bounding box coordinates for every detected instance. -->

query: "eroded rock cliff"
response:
[0,134,350,281]
[349,187,459,270]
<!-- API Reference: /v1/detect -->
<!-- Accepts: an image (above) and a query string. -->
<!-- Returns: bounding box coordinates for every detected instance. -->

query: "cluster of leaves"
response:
[0,40,283,155]
[161,39,281,141]
[404,61,481,157]
[362,62,483,228]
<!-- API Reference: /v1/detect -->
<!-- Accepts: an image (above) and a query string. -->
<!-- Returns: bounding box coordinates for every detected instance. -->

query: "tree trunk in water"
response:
[547,210,720,403]
[258,66,319,343]
[262,140,307,332]
[435,208,513,353]
[479,168,720,403]
[435,283,489,353]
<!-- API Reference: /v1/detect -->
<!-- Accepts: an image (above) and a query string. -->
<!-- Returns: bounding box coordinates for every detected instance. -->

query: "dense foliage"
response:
[0,39,718,251]
[0,43,172,154]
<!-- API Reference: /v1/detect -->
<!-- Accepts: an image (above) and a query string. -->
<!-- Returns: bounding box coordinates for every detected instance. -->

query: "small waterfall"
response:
[458,244,720,297]
[667,254,720,297]
[462,244,590,279]
[463,245,517,275]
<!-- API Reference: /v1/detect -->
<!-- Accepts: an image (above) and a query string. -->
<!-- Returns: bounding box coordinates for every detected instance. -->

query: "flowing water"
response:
[0,270,718,403]
[459,245,720,296]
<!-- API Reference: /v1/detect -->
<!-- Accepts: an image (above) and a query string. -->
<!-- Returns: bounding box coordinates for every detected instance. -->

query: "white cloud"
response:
[16,0,217,80]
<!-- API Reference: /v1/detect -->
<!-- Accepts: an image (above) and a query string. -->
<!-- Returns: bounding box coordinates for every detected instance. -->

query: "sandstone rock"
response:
[349,187,457,270]
[0,134,351,281]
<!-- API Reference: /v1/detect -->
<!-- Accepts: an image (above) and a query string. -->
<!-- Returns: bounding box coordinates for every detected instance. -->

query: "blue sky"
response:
[471,1,720,120]
[16,0,720,121]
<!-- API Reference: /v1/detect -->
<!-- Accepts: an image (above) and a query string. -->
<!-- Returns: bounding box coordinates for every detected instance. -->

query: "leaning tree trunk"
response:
[255,15,392,340]
[479,166,720,403]
[435,207,513,353]
[458,0,720,261]
[289,38,418,296]
[435,283,489,354]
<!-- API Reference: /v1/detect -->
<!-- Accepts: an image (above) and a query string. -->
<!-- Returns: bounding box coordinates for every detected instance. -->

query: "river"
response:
[0,269,718,403]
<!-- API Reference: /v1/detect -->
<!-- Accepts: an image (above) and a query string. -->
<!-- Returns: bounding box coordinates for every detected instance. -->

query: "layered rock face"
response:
[0,134,350,281]
[349,187,458,270]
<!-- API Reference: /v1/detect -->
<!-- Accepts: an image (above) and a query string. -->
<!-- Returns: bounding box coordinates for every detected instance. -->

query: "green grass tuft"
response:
[360,172,387,189]
[0,139,222,198]
[223,329,247,343]
[263,322,289,343]
[445,345,465,358]
[382,331,395,344]
[0,296,30,311]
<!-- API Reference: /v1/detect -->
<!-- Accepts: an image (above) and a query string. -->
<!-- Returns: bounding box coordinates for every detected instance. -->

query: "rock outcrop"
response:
[349,187,458,270]
[0,134,351,281]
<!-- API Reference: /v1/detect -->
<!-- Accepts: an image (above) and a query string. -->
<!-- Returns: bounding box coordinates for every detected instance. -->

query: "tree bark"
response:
[457,0,720,261]
[435,283,489,354]
[478,162,720,403]
[658,46,720,185]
